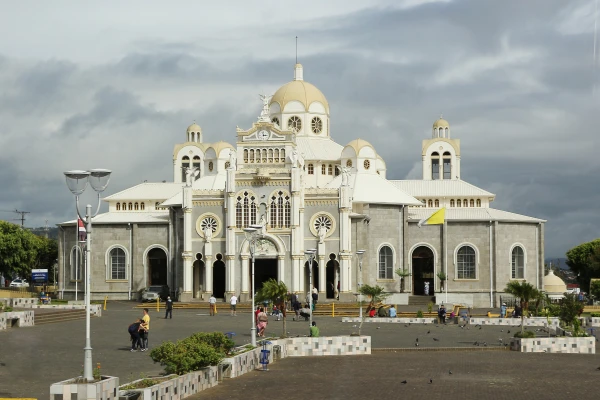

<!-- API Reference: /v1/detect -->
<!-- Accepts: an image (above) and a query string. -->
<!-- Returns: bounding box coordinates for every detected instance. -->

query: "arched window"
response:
[457,246,476,279]
[109,247,126,280]
[249,149,255,163]
[450,199,455,207]
[308,164,314,175]
[181,156,190,182]
[443,152,451,179]
[469,199,474,207]
[116,203,120,211]
[463,199,468,207]
[435,199,439,207]
[244,149,249,163]
[274,149,280,163]
[268,148,273,163]
[155,202,160,209]
[271,117,280,127]
[321,164,326,175]
[208,161,214,171]
[511,246,524,279]
[193,156,201,177]
[140,203,145,211]
[445,127,449,137]
[335,166,340,176]
[476,199,481,207]
[431,152,440,180]
[457,199,461,207]
[428,200,433,207]
[346,159,352,168]
[280,149,285,161]
[270,191,291,228]
[378,245,394,279]
[328,164,333,175]
[236,191,257,228]
[128,203,133,211]
[134,202,139,211]
[70,246,83,281]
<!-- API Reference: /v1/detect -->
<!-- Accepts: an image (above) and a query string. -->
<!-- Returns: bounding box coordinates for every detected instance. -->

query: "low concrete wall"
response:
[342,317,438,324]
[0,289,35,298]
[0,310,35,330]
[510,337,595,354]
[1,298,102,317]
[5,297,38,307]
[583,317,600,327]
[50,376,119,400]
[119,367,218,400]
[469,317,559,328]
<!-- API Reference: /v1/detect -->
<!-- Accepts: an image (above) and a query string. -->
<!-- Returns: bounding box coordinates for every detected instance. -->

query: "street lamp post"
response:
[64,169,111,382]
[304,249,316,328]
[244,224,264,347]
[356,250,365,319]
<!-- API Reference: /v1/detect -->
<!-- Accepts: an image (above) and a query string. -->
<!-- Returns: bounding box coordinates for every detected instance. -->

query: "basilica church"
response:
[57,63,545,308]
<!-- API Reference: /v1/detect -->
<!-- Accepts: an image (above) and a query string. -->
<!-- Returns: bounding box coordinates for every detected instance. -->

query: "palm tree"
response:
[504,281,539,334]
[357,284,389,335]
[255,279,289,338]
[395,268,411,293]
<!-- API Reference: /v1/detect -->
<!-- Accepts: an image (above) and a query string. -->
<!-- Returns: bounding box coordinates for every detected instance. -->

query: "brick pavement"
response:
[0,301,598,399]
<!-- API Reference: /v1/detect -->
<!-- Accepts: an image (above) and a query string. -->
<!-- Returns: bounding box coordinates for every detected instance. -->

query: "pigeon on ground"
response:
[483,342,487,346]
[479,326,482,330]
[449,370,452,375]
[416,338,419,342]
[473,341,479,346]
[415,342,419,347]
[433,338,439,341]
[427,330,430,334]
[429,379,433,384]
[507,330,511,334]
[377,327,380,329]
[401,380,407,384]
[501,329,504,332]
[596,366,600,370]
[405,324,409,327]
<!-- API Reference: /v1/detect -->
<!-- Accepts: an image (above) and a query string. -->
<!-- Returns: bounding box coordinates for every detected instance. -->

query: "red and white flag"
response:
[78,218,87,242]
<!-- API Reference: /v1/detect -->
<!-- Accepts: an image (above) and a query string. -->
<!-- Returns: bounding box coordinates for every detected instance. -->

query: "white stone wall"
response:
[510,337,595,354]
[0,311,35,329]
[342,317,437,324]
[119,367,218,400]
[50,375,119,400]
[469,317,559,328]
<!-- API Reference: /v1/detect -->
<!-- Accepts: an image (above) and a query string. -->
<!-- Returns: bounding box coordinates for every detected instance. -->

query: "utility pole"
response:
[15,210,30,227]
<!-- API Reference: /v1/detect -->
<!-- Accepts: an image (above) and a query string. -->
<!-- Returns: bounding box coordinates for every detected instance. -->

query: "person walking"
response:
[230,294,238,316]
[128,318,143,352]
[310,321,320,337]
[500,302,507,318]
[209,294,217,316]
[140,308,150,351]
[164,296,173,319]
[311,287,318,311]
[257,307,268,337]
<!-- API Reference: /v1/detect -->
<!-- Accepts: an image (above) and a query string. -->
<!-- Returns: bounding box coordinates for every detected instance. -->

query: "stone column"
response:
[339,253,352,293]
[241,255,249,295]
[317,242,326,294]
[278,255,285,283]
[181,184,194,301]
[225,254,235,294]
[204,251,213,295]
[292,256,302,292]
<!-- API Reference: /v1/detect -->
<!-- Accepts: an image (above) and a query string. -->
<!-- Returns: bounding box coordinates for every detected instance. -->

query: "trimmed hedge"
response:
[514,330,536,338]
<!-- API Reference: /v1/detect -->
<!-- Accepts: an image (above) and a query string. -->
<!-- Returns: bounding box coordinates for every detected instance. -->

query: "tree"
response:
[0,221,40,278]
[590,279,600,301]
[255,279,288,338]
[565,239,600,291]
[557,293,583,332]
[394,267,411,293]
[504,281,539,334]
[356,284,389,335]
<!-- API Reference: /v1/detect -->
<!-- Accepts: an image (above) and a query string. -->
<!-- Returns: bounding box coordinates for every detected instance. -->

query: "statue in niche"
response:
[258,94,272,122]
[341,166,350,186]
[290,149,298,168]
[228,150,236,170]
[259,213,267,235]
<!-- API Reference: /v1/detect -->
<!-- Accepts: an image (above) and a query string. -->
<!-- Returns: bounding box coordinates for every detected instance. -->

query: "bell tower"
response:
[422,116,461,180]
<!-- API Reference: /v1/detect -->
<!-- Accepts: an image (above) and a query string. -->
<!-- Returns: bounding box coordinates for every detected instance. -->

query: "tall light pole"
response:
[304,249,316,328]
[356,250,365,319]
[64,169,111,382]
[244,223,264,347]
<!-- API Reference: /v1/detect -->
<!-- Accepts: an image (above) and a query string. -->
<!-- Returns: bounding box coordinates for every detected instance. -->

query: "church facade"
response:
[57,64,545,308]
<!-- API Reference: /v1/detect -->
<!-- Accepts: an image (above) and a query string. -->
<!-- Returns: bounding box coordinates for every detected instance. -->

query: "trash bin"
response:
[260,349,271,366]
[272,345,281,361]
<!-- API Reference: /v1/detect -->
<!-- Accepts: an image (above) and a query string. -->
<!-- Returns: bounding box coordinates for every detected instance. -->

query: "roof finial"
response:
[440,113,443,119]
[296,36,298,64]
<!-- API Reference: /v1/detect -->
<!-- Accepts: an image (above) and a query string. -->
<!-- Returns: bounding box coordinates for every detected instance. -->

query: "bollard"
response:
[332,303,335,317]
[103,296,108,311]
[156,297,160,312]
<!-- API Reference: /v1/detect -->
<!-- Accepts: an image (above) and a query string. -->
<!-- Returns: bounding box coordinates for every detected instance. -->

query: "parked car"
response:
[141,285,170,302]
[10,279,29,288]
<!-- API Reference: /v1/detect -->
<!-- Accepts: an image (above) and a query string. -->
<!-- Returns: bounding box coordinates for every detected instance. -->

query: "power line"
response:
[0,209,30,227]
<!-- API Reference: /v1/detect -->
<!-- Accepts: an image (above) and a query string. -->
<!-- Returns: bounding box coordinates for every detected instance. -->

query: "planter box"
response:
[342,317,437,324]
[50,376,119,400]
[510,337,595,354]
[118,367,218,400]
[0,310,35,330]
[221,347,264,378]
[278,336,371,357]
[469,317,559,328]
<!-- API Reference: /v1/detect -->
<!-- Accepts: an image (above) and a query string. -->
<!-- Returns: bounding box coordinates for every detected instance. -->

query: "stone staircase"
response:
[34,309,93,325]
[408,296,436,306]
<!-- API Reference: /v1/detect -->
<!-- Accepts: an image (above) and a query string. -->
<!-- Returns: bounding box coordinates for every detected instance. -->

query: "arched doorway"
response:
[326,254,340,299]
[147,248,167,286]
[412,246,434,296]
[304,259,319,297]
[213,254,226,299]
[193,253,204,299]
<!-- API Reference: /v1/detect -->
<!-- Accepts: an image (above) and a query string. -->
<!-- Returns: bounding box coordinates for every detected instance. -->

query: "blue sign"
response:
[32,269,48,282]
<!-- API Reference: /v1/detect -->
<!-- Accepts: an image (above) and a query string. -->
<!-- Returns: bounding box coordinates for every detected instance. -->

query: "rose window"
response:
[314,215,332,232]
[311,117,323,134]
[288,116,302,133]
[200,217,218,234]
[364,160,370,170]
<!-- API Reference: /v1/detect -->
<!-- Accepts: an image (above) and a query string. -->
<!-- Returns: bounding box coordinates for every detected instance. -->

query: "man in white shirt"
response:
[230,294,238,316]
[209,294,217,316]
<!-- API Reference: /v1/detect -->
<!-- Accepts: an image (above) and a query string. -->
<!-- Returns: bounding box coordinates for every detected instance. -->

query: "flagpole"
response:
[75,218,78,301]
[444,218,448,304]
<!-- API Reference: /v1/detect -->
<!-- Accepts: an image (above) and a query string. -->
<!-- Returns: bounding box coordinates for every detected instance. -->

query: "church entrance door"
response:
[304,260,319,298]
[147,248,168,286]
[250,258,278,298]
[412,246,434,296]
[213,254,226,299]
[326,256,340,299]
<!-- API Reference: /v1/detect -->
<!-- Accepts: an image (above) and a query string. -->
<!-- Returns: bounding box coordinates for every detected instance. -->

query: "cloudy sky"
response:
[0,0,598,259]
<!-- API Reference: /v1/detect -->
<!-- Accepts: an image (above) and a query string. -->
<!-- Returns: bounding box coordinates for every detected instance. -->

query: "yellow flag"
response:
[418,207,445,227]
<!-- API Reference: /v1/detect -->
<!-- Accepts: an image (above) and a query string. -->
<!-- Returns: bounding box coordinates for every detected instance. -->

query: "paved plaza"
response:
[0,302,598,399]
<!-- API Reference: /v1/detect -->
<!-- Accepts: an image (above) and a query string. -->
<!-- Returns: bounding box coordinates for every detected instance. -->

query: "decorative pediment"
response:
[238,122,295,143]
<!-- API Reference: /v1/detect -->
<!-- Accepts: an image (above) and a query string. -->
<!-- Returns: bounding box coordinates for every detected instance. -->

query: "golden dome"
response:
[433,118,449,129]
[208,141,234,157]
[270,64,329,113]
[345,138,375,154]
[187,122,201,133]
[543,270,567,295]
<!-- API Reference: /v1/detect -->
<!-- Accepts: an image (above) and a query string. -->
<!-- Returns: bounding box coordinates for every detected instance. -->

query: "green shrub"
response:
[514,330,536,338]
[427,302,433,313]
[590,313,600,317]
[149,332,234,375]
[416,310,424,318]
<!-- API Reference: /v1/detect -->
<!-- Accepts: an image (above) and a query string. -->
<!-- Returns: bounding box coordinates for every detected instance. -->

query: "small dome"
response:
[187,122,201,133]
[345,138,374,154]
[544,270,567,295]
[433,118,449,129]
[270,64,329,113]
[208,141,234,157]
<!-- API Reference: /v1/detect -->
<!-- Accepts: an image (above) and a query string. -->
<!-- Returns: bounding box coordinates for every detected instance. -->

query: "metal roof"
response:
[408,207,545,223]
[296,136,343,161]
[104,182,183,201]
[391,180,495,198]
